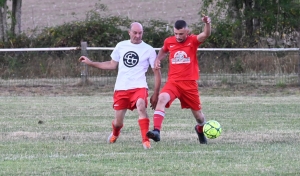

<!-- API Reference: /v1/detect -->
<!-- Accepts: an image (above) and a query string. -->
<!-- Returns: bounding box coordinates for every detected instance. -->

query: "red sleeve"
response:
[191,35,201,47]
[162,38,169,52]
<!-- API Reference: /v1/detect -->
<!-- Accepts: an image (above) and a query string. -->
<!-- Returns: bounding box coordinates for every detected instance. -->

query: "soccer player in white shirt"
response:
[79,22,161,149]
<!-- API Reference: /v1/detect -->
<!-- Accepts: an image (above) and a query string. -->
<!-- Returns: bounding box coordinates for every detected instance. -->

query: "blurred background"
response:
[1,0,299,93]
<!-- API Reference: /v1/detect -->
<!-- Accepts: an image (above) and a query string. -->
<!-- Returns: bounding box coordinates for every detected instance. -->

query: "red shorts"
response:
[113,88,148,111]
[160,80,201,110]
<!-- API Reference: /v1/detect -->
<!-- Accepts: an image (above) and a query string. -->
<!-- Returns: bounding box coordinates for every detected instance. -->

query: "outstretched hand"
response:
[78,56,91,64]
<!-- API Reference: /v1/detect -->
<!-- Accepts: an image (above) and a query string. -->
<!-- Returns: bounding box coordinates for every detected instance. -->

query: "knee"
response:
[158,93,170,104]
[136,99,146,110]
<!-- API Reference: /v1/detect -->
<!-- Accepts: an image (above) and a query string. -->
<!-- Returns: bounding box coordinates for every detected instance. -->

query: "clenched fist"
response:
[201,14,211,24]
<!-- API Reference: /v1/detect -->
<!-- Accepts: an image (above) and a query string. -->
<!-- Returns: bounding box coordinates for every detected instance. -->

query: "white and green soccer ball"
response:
[203,120,222,139]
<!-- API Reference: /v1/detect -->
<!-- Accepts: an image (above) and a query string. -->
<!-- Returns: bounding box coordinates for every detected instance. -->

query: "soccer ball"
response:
[203,120,222,139]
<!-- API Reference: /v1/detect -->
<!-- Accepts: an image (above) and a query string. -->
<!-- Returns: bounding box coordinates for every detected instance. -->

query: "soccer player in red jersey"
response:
[147,16,211,144]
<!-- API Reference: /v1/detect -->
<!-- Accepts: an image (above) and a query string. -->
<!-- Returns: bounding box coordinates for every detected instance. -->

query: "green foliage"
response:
[142,20,172,47]
[201,0,300,48]
[0,2,172,79]
[257,0,300,35]
[33,16,131,47]
[0,0,171,48]
[1,0,299,49]
[8,33,32,48]
[0,16,171,49]
[276,81,287,88]
[0,0,6,7]
[230,58,244,73]
[200,21,240,48]
[0,1,298,80]
[6,56,19,70]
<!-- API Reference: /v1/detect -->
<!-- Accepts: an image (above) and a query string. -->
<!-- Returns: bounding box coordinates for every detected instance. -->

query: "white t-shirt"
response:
[110,40,157,90]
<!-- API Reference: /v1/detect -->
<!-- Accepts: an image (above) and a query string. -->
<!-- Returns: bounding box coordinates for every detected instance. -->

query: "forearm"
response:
[149,68,162,110]
[197,16,212,42]
[203,23,211,37]
[88,61,117,70]
[79,56,118,70]
[157,48,168,61]
[153,69,162,95]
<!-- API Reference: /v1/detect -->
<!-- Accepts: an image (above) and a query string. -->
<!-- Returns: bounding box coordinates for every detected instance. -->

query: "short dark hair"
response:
[174,20,187,30]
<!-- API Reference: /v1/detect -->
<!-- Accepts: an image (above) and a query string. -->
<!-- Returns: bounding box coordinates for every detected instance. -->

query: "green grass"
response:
[1,95,300,175]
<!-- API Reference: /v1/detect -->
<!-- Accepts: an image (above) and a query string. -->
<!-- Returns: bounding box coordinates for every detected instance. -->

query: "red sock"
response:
[138,118,150,142]
[196,124,204,133]
[112,120,123,136]
[153,110,165,131]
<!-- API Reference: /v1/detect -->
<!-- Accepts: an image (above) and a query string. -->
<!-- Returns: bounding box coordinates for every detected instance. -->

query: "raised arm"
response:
[79,56,118,70]
[197,15,211,43]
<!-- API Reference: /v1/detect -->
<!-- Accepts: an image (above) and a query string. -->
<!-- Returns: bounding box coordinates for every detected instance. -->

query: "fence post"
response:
[298,49,300,87]
[298,33,300,86]
[80,42,89,85]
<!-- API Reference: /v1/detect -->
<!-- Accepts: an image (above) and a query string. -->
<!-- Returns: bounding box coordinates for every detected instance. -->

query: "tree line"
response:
[201,0,300,47]
[0,0,299,48]
[0,0,22,42]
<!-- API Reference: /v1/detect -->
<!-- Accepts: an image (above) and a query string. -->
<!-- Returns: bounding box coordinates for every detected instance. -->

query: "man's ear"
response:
[186,29,191,35]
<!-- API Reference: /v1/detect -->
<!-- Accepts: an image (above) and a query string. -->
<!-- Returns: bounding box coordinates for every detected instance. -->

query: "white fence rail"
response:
[0,45,299,86]
[0,47,299,52]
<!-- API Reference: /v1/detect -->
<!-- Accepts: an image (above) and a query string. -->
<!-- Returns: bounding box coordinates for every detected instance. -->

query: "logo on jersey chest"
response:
[123,51,139,67]
[171,51,190,64]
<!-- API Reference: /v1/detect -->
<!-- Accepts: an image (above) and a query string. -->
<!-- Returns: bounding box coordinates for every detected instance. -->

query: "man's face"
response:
[174,27,189,43]
[129,24,143,44]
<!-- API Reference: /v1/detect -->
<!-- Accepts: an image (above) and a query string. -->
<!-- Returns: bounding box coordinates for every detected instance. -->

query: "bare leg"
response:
[114,109,127,127]
[191,109,207,144]
[155,92,170,112]
[136,98,148,119]
[146,92,170,142]
[191,109,206,125]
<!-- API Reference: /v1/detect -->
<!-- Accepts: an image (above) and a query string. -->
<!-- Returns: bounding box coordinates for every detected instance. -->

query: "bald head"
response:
[128,22,143,44]
[130,22,143,31]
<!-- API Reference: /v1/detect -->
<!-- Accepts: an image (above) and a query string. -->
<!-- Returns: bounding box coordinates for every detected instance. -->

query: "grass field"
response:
[1,94,300,175]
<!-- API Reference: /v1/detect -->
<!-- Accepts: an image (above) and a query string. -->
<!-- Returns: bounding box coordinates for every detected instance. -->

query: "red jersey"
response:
[162,35,201,81]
